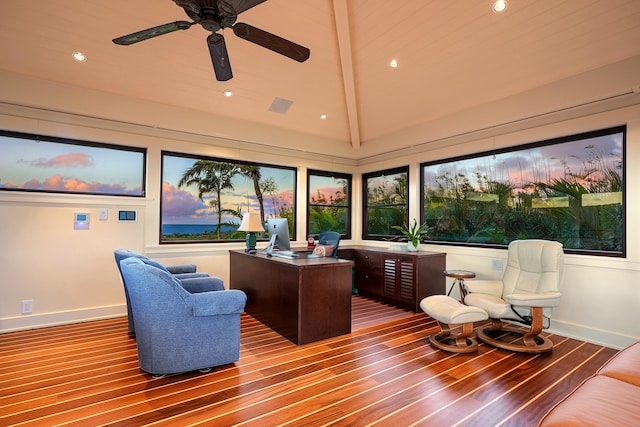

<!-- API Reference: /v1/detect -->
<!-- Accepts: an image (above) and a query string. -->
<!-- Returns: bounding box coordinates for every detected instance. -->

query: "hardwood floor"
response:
[0,296,617,426]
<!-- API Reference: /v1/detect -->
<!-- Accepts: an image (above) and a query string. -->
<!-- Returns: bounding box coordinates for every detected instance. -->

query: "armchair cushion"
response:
[505,291,562,307]
[464,293,510,319]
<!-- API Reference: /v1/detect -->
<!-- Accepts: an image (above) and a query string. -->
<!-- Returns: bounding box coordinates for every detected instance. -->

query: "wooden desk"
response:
[229,250,353,345]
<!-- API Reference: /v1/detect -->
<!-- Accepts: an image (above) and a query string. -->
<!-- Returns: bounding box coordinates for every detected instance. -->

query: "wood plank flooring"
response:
[0,296,617,426]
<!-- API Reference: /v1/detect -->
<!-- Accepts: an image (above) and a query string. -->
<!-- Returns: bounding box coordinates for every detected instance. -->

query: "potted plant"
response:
[392,218,430,251]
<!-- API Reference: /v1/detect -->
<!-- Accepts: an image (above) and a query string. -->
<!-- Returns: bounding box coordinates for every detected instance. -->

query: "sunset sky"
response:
[0,135,143,195]
[423,131,623,194]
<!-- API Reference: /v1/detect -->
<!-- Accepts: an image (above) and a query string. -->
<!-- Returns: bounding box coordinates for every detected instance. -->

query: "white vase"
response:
[407,241,419,252]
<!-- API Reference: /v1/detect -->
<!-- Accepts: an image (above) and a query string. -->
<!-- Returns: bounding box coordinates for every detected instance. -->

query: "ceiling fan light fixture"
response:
[493,0,508,13]
[72,51,87,62]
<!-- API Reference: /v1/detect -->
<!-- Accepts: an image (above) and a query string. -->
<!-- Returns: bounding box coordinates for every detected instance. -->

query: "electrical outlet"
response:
[491,259,504,271]
[22,300,33,314]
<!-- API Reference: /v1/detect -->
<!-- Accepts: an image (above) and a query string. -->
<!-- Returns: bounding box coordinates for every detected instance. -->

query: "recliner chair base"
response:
[476,311,554,353]
[429,321,480,353]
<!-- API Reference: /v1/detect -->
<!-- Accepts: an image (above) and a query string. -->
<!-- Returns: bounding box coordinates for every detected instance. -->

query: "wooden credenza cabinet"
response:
[338,246,446,312]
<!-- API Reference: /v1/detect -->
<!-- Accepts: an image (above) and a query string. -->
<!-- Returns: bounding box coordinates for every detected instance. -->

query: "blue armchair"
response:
[119,257,247,376]
[114,249,224,333]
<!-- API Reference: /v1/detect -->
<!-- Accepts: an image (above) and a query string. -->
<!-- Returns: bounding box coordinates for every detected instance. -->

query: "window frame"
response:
[160,150,297,244]
[420,126,626,257]
[306,169,352,239]
[0,129,146,197]
[362,166,409,241]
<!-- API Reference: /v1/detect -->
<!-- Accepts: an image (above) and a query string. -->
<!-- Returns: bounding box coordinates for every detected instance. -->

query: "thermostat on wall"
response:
[74,212,90,230]
[118,210,137,222]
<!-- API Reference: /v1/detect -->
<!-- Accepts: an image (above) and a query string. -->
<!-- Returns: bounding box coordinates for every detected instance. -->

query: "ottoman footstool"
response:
[420,295,488,353]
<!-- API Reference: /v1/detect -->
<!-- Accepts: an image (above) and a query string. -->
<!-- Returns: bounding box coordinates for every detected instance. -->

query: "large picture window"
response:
[307,169,351,238]
[161,151,296,243]
[363,166,409,240]
[421,126,625,256]
[0,130,146,197]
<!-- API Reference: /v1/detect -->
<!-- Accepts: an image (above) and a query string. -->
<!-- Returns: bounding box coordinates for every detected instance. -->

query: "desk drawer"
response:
[353,251,382,271]
[354,270,382,294]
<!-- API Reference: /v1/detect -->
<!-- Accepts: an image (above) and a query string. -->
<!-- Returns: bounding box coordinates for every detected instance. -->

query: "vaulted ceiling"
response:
[1,0,640,160]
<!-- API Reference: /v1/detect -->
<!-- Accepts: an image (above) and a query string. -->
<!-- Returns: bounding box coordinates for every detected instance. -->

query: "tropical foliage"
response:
[364,168,409,238]
[422,128,624,254]
[308,172,350,236]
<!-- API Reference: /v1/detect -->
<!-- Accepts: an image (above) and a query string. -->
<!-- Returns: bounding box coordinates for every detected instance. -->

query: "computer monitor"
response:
[265,218,291,253]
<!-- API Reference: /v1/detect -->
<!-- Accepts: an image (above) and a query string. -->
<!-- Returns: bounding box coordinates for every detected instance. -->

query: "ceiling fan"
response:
[112,0,310,81]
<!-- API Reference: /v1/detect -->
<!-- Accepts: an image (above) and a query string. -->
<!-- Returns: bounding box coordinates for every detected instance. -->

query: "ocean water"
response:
[162,224,235,235]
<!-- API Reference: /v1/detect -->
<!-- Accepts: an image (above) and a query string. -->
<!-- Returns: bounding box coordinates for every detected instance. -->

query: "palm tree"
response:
[238,165,266,224]
[178,160,238,239]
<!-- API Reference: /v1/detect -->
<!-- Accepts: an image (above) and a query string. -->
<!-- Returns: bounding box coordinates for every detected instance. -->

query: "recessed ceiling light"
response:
[320,114,327,120]
[389,59,398,68]
[493,0,508,13]
[223,90,233,97]
[72,51,87,62]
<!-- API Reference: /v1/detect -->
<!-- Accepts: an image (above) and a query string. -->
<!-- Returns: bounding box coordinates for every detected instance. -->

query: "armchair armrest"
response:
[192,289,247,317]
[180,276,225,293]
[166,264,197,274]
[464,279,503,297]
[174,272,210,280]
[505,291,562,308]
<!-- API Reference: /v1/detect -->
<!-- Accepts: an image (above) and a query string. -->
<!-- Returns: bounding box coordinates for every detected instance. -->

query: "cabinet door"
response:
[354,251,382,295]
[383,256,415,303]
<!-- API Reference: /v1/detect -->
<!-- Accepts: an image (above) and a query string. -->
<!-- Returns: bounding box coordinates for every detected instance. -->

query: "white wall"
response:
[1,89,639,350]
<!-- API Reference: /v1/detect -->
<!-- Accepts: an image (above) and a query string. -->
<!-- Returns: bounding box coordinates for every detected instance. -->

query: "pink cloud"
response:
[25,153,94,168]
[309,186,346,203]
[3,174,139,195]
[162,181,208,219]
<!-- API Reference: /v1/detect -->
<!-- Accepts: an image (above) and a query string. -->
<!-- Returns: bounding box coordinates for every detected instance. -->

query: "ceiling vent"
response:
[268,97,293,115]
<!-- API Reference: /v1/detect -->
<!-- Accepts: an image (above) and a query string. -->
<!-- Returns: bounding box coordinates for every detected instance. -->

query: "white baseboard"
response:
[548,319,638,350]
[0,304,127,333]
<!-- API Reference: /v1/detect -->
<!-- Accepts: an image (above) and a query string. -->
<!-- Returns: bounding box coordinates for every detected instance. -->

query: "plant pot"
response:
[407,241,420,252]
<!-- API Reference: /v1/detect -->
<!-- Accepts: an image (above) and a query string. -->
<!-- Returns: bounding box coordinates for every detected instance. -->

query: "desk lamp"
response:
[238,212,264,253]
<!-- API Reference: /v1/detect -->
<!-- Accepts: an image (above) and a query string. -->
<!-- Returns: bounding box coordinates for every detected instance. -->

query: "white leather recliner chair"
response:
[464,239,564,353]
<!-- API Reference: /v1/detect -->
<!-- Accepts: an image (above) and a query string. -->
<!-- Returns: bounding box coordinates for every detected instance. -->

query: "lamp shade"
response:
[238,212,264,233]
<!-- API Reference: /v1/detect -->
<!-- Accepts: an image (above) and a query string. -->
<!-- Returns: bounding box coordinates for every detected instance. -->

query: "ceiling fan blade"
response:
[112,21,193,45]
[231,0,268,14]
[233,23,310,63]
[207,33,233,81]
